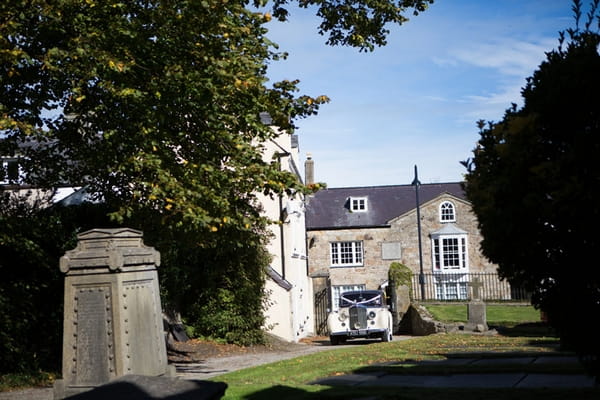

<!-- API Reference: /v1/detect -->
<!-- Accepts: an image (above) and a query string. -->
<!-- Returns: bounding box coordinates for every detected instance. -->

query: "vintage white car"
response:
[327,290,393,345]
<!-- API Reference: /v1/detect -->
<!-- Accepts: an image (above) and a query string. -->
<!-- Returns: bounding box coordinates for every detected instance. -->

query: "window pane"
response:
[446,283,458,299]
[331,243,339,264]
[354,241,362,263]
[433,239,440,269]
[7,161,19,181]
[440,202,455,221]
[435,283,444,300]
[332,284,366,311]
[340,242,353,263]
[442,238,460,267]
[459,283,468,299]
[331,241,363,266]
[351,198,366,211]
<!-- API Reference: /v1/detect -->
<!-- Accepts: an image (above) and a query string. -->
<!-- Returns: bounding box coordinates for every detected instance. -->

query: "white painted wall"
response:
[258,132,314,342]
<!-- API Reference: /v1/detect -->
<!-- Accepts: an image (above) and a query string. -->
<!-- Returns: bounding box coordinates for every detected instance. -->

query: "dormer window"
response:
[439,201,455,222]
[350,197,367,212]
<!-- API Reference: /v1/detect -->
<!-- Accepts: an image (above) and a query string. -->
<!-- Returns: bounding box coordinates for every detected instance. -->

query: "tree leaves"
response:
[2,0,318,229]
[463,1,600,375]
[267,0,435,51]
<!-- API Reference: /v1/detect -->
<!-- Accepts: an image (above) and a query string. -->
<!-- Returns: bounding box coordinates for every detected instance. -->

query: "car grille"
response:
[349,306,367,330]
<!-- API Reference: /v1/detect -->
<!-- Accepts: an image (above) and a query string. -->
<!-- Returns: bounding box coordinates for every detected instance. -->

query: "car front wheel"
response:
[381,329,392,342]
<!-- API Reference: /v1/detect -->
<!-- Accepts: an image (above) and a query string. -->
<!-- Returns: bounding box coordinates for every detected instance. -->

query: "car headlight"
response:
[338,311,348,321]
[368,311,376,319]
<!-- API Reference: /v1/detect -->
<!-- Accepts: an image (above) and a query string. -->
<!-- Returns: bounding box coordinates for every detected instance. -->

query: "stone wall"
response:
[389,194,497,275]
[407,304,461,336]
[308,227,392,290]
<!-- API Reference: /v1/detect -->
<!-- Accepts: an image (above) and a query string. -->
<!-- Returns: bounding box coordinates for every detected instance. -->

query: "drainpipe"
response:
[279,190,286,280]
[275,151,290,280]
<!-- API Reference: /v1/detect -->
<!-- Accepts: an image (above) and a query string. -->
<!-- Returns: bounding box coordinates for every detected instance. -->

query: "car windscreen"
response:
[339,292,383,307]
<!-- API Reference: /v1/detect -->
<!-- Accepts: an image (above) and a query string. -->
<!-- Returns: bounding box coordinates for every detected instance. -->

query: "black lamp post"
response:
[411,165,425,300]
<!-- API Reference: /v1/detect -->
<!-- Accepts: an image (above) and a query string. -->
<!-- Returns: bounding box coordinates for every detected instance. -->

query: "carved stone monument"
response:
[466,277,488,332]
[54,228,174,399]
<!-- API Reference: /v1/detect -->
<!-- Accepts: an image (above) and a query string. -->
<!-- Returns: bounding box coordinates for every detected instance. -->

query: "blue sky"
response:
[264,0,576,187]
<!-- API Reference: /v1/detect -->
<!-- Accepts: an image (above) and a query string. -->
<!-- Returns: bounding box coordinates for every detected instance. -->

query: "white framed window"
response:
[332,284,366,311]
[349,197,367,212]
[431,224,468,271]
[439,201,456,222]
[435,281,468,300]
[330,241,363,267]
[432,236,468,270]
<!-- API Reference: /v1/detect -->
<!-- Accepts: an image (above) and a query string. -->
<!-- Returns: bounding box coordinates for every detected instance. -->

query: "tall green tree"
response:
[463,0,600,375]
[1,0,434,354]
[0,195,115,373]
[1,0,433,234]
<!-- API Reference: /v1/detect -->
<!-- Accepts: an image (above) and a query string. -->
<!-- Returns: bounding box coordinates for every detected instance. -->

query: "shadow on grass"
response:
[492,322,557,338]
[354,355,587,376]
[493,322,564,352]
[240,384,600,400]
[349,322,578,376]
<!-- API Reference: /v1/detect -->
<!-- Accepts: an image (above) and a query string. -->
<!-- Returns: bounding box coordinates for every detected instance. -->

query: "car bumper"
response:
[330,328,386,338]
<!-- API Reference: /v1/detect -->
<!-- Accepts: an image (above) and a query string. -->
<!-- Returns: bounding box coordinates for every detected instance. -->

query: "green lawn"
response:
[212,331,598,400]
[424,303,541,326]
[209,305,594,399]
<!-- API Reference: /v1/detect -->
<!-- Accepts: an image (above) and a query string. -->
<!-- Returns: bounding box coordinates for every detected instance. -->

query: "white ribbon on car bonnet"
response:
[340,293,381,306]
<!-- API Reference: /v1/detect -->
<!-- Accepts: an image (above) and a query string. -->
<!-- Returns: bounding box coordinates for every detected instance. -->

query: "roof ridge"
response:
[322,182,464,190]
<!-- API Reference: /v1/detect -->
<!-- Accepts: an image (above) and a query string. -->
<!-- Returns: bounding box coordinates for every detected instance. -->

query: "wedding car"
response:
[327,290,393,345]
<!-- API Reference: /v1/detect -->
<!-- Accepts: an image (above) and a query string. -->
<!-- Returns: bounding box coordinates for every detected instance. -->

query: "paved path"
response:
[312,355,598,389]
[175,340,337,380]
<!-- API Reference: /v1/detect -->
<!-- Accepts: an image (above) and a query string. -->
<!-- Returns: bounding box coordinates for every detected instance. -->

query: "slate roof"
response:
[305,182,466,230]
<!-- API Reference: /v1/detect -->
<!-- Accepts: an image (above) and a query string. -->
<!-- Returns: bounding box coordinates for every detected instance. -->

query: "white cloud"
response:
[452,39,555,77]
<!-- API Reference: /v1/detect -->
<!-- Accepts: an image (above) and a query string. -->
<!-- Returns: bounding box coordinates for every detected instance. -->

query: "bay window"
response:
[431,225,468,271]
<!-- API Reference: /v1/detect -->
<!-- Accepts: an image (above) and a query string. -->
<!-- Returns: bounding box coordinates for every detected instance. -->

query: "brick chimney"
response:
[305,153,314,185]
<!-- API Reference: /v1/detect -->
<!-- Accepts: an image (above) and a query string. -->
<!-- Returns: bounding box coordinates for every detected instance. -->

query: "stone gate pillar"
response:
[54,228,172,399]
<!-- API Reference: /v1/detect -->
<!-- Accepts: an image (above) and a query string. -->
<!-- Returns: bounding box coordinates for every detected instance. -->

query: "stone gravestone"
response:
[389,282,411,333]
[54,228,175,399]
[466,277,488,332]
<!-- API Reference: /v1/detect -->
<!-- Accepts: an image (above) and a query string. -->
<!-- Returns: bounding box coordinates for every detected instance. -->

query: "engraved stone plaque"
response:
[74,287,113,385]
